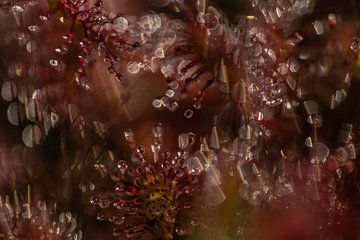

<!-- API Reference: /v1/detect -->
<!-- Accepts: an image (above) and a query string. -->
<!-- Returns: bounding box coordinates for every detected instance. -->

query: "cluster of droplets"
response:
[251,0,315,35]
[0,0,360,239]
[88,124,205,239]
[0,187,82,240]
[61,0,221,118]
[0,1,65,147]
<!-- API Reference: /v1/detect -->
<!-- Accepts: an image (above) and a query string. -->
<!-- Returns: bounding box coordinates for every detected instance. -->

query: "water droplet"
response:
[328,13,337,25]
[22,125,42,147]
[49,59,59,67]
[264,48,277,62]
[288,58,300,72]
[113,17,128,33]
[24,98,38,122]
[28,25,41,33]
[127,62,140,74]
[313,20,328,35]
[186,156,204,175]
[168,81,179,90]
[154,48,165,58]
[8,63,25,77]
[277,62,289,75]
[204,11,219,30]
[165,89,175,98]
[7,102,24,125]
[99,199,110,208]
[167,101,178,112]
[96,212,106,221]
[193,101,202,109]
[117,160,128,174]
[1,81,17,101]
[286,75,296,91]
[178,133,190,150]
[10,5,24,14]
[39,15,48,21]
[310,142,329,163]
[59,212,72,223]
[303,100,319,115]
[152,99,163,108]
[26,40,37,53]
[305,137,313,147]
[50,112,59,127]
[175,227,186,236]
[184,109,193,118]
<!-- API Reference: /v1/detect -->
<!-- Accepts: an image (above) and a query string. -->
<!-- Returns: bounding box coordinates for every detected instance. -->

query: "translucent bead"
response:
[277,62,289,75]
[154,15,162,28]
[275,176,294,197]
[152,99,163,108]
[10,5,24,14]
[1,81,17,101]
[22,125,42,147]
[288,57,300,72]
[193,101,202,109]
[127,62,140,74]
[169,81,179,90]
[175,227,185,236]
[26,40,37,53]
[96,212,106,221]
[338,123,352,143]
[161,30,176,45]
[165,89,175,98]
[303,100,319,115]
[7,102,23,125]
[154,48,165,58]
[178,133,190,150]
[184,109,193,118]
[167,101,178,112]
[59,212,72,223]
[204,12,219,30]
[310,142,329,164]
[286,75,296,91]
[117,160,128,174]
[313,20,328,35]
[113,17,128,33]
[49,59,59,67]
[186,156,204,175]
[28,25,41,33]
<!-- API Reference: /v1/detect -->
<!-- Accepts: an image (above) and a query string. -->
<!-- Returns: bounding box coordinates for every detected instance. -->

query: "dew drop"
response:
[7,102,24,125]
[22,124,42,147]
[49,59,59,67]
[96,212,106,221]
[113,17,128,33]
[127,62,140,74]
[193,101,202,109]
[152,99,163,108]
[26,40,37,53]
[1,81,17,101]
[28,25,41,33]
[154,48,165,58]
[184,109,193,118]
[59,212,72,223]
